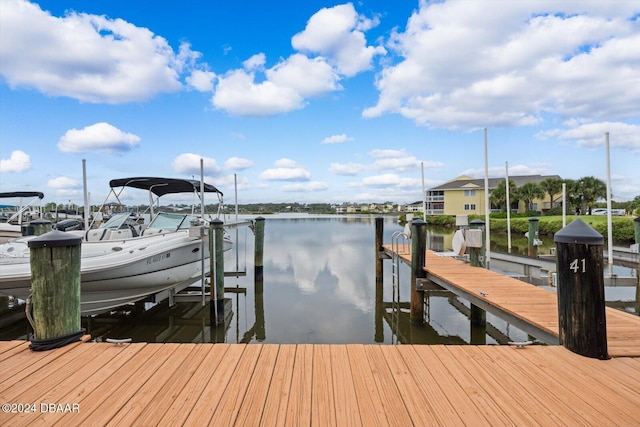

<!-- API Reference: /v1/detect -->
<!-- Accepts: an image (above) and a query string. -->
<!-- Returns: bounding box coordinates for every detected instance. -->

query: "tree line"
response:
[490,176,640,215]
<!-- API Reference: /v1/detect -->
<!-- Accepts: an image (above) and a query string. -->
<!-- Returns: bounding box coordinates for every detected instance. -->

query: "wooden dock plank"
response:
[284,344,313,427]
[384,245,640,356]
[361,346,414,426]
[210,344,263,426]
[401,345,501,426]
[157,343,232,426]
[54,343,180,426]
[311,344,336,426]
[345,345,393,426]
[105,343,199,426]
[235,344,280,426]
[380,345,457,426]
[0,342,639,426]
[24,343,147,427]
[133,343,213,425]
[330,345,361,427]
[260,344,296,427]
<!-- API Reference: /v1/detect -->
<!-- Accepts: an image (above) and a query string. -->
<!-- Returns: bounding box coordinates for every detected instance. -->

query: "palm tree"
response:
[578,176,607,215]
[563,179,582,214]
[490,179,517,211]
[539,177,563,210]
[516,182,545,213]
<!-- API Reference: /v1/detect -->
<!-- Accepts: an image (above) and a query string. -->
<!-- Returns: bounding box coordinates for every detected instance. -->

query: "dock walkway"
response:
[383,245,640,357]
[1,339,639,426]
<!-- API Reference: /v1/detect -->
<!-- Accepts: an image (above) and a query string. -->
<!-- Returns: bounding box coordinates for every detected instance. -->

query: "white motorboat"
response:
[0,191,44,241]
[0,177,231,314]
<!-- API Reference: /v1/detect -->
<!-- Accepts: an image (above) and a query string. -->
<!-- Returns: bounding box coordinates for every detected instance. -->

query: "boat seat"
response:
[107,229,133,240]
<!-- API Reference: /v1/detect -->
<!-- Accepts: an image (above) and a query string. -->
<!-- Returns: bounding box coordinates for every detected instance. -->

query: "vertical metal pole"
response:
[562,182,567,228]
[605,132,613,275]
[421,162,426,219]
[483,128,491,269]
[82,159,89,231]
[505,161,511,253]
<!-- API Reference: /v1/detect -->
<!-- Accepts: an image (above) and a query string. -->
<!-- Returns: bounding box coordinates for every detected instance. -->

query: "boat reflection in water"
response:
[1,215,636,344]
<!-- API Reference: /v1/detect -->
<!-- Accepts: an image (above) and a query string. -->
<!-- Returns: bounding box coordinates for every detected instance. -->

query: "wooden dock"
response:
[384,245,640,357]
[1,339,639,426]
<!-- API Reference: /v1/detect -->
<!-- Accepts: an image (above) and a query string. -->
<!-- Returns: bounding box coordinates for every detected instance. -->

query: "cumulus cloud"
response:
[172,153,221,175]
[461,164,549,179]
[224,157,254,170]
[187,70,216,92]
[260,158,311,181]
[291,3,385,76]
[321,134,353,144]
[537,121,640,153]
[57,122,140,154]
[0,150,31,173]
[364,1,640,130]
[0,1,200,103]
[47,176,80,189]
[329,162,366,176]
[282,181,329,192]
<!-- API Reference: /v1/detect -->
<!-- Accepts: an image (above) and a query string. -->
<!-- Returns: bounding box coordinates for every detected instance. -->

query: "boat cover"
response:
[109,177,223,197]
[0,192,44,199]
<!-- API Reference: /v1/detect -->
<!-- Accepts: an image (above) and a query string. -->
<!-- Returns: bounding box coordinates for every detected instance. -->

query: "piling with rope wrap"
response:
[27,230,84,351]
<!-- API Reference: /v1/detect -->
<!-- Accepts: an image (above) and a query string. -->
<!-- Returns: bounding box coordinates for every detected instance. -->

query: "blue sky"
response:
[1,1,639,207]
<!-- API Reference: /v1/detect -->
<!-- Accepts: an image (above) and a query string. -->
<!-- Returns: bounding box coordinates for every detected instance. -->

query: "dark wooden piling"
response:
[30,218,52,236]
[28,230,83,349]
[375,217,384,307]
[528,217,539,257]
[410,219,427,324]
[634,216,640,247]
[208,219,226,325]
[254,217,265,284]
[554,219,608,359]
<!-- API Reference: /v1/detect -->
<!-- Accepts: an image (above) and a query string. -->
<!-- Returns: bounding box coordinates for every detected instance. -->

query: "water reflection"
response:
[0,214,636,344]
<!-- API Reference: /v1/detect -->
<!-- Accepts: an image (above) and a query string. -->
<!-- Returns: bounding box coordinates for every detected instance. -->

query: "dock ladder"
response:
[391,230,410,344]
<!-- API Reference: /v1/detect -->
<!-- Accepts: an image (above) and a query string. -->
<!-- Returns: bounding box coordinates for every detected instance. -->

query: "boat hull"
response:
[0,231,231,315]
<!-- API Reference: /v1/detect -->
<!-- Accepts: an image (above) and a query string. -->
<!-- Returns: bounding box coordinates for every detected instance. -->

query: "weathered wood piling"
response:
[27,230,84,350]
[410,219,426,324]
[554,218,608,359]
[528,217,539,257]
[254,216,265,284]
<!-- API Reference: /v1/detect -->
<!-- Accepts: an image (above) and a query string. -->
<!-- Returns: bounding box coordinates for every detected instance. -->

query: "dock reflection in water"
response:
[1,214,636,343]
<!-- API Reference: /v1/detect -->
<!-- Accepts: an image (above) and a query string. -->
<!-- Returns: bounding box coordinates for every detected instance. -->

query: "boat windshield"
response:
[99,213,132,229]
[147,212,190,231]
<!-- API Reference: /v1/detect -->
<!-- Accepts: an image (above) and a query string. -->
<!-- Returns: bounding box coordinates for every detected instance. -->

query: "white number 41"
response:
[569,258,586,273]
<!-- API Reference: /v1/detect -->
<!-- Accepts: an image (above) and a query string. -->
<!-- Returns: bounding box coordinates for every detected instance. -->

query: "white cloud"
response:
[364,2,640,130]
[282,181,329,192]
[47,176,80,189]
[259,168,311,182]
[369,149,406,158]
[274,158,298,168]
[321,134,353,144]
[260,159,311,181]
[0,150,31,173]
[243,53,266,71]
[57,122,140,154]
[461,164,549,179]
[172,153,221,175]
[537,122,640,153]
[329,162,366,176]
[266,54,340,97]
[362,173,421,188]
[291,3,385,76]
[187,70,216,92]
[0,1,198,103]
[211,68,304,116]
[224,157,254,170]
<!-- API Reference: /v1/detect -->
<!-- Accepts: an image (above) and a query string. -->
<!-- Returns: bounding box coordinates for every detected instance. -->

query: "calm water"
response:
[1,214,637,343]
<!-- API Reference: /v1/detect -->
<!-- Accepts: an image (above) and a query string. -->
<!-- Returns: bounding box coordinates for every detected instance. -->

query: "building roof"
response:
[429,174,562,191]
